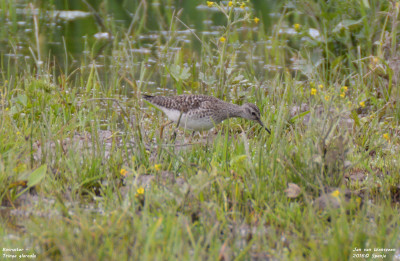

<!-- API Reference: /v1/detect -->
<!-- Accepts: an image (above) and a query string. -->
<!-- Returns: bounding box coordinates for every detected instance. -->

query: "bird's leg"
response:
[171,112,183,143]
[160,120,173,140]
[188,130,197,143]
[206,131,209,149]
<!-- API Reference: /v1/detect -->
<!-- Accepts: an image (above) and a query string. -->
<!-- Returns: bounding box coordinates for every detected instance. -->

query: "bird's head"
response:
[241,103,271,134]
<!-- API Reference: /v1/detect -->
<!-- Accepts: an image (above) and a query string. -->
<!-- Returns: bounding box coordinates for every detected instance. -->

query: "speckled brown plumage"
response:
[142,95,221,113]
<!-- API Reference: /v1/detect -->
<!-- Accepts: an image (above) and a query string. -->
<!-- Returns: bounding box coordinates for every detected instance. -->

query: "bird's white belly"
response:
[162,108,216,131]
[162,108,182,122]
[181,116,216,131]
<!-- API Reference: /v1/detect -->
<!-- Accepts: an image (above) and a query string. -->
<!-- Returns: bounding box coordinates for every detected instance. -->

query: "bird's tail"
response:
[142,94,154,102]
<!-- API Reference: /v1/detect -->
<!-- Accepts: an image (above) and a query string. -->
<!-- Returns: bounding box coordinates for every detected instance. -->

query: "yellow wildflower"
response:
[240,3,245,9]
[5,107,9,111]
[359,101,365,107]
[154,164,162,171]
[137,187,145,195]
[135,187,145,198]
[254,17,260,24]
[120,168,128,177]
[219,36,226,43]
[383,133,390,142]
[228,1,233,7]
[207,1,214,7]
[324,95,330,101]
[294,24,301,31]
[310,88,317,96]
[340,92,346,98]
[342,86,348,92]
[330,190,340,198]
[16,131,21,135]
[318,84,323,89]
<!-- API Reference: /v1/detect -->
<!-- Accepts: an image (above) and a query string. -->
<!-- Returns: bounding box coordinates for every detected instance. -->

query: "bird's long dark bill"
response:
[257,120,271,134]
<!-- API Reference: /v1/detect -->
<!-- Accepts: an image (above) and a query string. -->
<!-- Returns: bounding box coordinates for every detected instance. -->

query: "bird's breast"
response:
[161,107,183,123]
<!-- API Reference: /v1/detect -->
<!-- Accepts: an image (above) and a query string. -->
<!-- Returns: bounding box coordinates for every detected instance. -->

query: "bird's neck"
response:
[226,103,244,118]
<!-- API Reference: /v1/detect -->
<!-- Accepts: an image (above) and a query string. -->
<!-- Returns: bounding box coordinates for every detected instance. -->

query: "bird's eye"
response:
[251,112,257,116]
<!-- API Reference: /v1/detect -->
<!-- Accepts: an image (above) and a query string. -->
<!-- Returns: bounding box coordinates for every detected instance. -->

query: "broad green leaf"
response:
[27,164,47,187]
[289,110,310,124]
[17,94,27,107]
[170,65,191,81]
[362,0,370,8]
[333,19,363,33]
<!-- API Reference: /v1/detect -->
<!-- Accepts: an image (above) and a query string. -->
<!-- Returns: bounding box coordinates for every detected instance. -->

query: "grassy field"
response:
[1,0,400,260]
